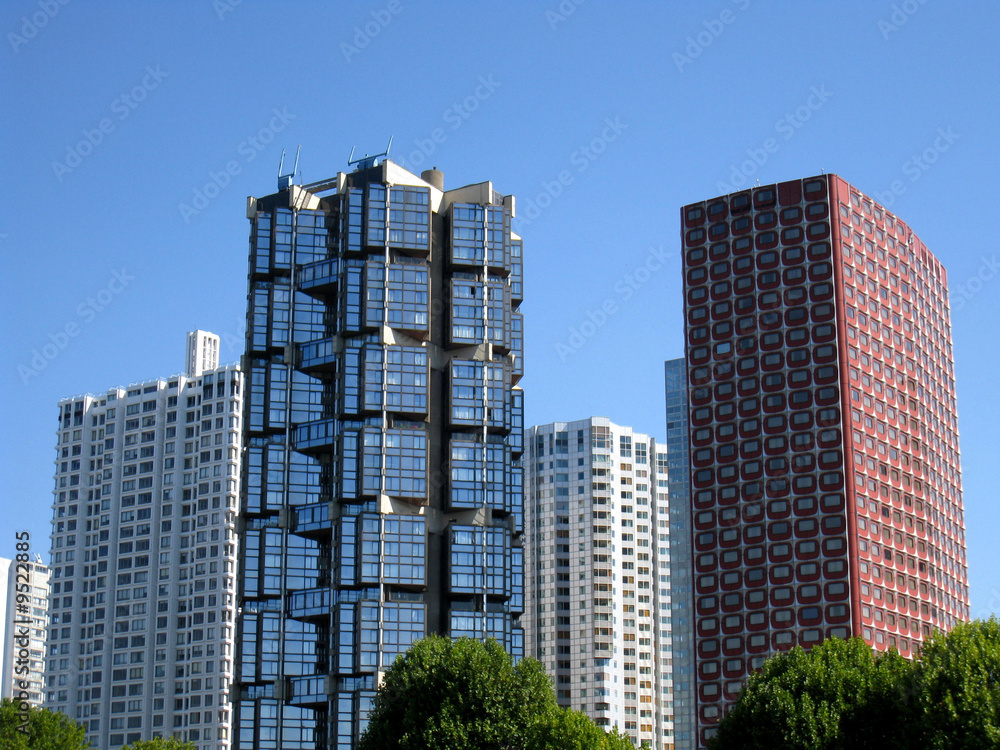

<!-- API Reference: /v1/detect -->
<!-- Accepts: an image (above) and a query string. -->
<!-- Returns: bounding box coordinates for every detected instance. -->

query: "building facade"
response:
[0,556,49,706]
[234,160,524,750]
[523,418,673,750]
[46,333,242,750]
[664,360,695,750]
[680,175,969,745]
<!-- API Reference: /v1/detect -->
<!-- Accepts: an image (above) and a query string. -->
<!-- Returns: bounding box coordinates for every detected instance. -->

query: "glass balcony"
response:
[294,418,337,454]
[298,338,337,374]
[289,675,328,707]
[287,587,331,623]
[294,502,332,539]
[297,258,339,299]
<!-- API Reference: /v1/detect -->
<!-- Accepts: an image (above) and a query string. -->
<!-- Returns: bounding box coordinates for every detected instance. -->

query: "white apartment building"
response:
[523,418,674,749]
[46,332,242,750]
[0,555,50,706]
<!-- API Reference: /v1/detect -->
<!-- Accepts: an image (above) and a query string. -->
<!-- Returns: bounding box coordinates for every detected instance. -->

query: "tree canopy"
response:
[710,618,1000,750]
[709,636,909,750]
[358,635,635,750]
[117,738,196,750]
[905,618,1000,749]
[0,699,90,750]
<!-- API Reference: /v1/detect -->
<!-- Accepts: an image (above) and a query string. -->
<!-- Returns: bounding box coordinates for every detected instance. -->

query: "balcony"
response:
[289,674,329,707]
[287,587,331,623]
[298,338,338,375]
[297,259,339,299]
[294,418,337,455]
[294,502,333,539]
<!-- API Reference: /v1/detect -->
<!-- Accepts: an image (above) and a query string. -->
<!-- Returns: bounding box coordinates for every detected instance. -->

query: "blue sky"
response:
[2,1,998,617]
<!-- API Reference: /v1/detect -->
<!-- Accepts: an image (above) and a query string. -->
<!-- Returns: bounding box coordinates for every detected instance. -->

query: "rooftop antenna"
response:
[348,136,393,171]
[277,145,301,190]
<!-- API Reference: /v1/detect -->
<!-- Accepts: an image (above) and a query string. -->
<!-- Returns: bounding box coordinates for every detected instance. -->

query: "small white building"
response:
[0,555,50,706]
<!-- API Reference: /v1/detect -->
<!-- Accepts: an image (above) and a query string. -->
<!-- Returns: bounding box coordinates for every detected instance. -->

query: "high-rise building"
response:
[679,175,969,746]
[0,555,50,706]
[523,418,674,750]
[664,360,695,750]
[46,332,243,750]
[234,159,524,750]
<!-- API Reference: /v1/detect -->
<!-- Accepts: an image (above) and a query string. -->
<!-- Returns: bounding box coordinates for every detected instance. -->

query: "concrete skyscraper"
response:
[46,332,242,750]
[680,175,969,746]
[523,418,673,750]
[0,555,49,706]
[233,157,524,750]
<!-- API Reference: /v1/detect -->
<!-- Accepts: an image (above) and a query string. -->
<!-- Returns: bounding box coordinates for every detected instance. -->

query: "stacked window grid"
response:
[235,163,524,750]
[680,175,970,746]
[665,358,695,750]
[48,360,242,750]
[523,418,675,750]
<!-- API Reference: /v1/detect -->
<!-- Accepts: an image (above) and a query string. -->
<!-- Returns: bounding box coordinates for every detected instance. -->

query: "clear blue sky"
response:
[2,1,998,618]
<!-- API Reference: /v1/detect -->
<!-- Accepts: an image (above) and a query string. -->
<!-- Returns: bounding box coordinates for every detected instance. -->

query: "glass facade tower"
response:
[664,359,694,750]
[234,160,524,750]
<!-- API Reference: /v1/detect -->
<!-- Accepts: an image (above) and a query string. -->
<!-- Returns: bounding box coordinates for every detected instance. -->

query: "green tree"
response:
[599,725,639,749]
[709,636,910,750]
[905,617,1000,749]
[358,635,634,750]
[526,704,635,750]
[118,738,196,750]
[0,699,90,750]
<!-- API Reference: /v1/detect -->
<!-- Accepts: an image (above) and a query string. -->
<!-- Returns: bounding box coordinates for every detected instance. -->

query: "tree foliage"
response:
[358,635,635,750]
[0,699,90,750]
[527,706,636,750]
[905,618,1000,749]
[710,619,1000,750]
[118,738,196,750]
[709,636,909,750]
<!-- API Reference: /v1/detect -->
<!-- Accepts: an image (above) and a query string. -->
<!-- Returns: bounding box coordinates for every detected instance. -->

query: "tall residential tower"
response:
[0,556,49,706]
[680,175,968,746]
[234,159,524,750]
[523,418,674,750]
[46,332,243,750]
